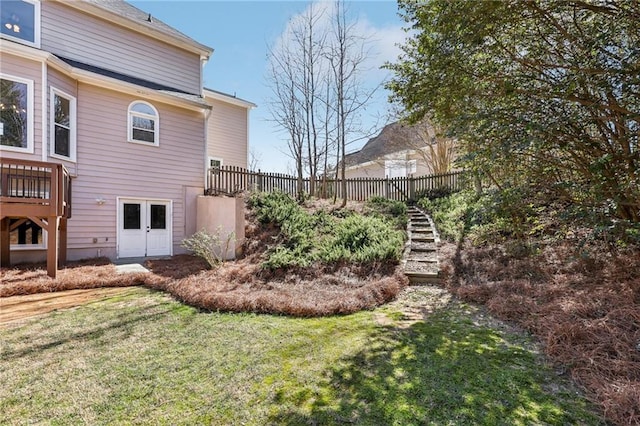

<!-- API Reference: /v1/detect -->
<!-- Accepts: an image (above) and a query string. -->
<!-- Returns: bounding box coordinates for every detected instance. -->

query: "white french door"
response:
[118,199,172,258]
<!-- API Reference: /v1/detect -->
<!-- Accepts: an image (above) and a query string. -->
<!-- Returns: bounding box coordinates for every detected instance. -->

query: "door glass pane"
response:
[150,204,166,229]
[123,203,141,229]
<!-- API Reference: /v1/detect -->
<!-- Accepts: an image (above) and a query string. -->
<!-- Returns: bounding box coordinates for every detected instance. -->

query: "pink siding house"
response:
[0,0,254,272]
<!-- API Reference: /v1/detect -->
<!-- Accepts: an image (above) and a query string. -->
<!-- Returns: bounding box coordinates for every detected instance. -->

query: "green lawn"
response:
[0,288,602,425]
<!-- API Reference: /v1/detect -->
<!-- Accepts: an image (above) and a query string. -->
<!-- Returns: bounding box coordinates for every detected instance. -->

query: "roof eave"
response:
[54,0,213,59]
[203,88,257,109]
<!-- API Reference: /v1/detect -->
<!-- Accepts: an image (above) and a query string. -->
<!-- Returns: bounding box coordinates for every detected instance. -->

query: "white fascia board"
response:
[0,38,50,61]
[53,0,213,59]
[381,150,417,161]
[204,89,256,109]
[345,160,378,170]
[72,68,210,112]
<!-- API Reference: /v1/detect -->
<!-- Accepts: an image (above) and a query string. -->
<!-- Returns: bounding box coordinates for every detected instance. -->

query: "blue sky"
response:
[130,1,407,172]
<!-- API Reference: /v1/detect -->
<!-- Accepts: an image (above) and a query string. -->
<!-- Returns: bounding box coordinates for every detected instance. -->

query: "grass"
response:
[0,287,602,425]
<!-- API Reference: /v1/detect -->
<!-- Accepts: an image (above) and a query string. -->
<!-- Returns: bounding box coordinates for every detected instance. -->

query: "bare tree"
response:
[266,41,306,199]
[266,1,377,203]
[328,0,377,207]
[248,148,262,171]
[266,4,332,200]
[398,119,457,175]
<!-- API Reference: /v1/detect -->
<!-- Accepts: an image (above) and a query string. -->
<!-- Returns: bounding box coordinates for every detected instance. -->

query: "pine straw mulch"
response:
[0,218,407,317]
[439,240,640,426]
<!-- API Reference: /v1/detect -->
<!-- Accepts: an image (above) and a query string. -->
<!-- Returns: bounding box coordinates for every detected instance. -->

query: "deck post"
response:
[59,217,67,266]
[46,216,59,278]
[0,217,10,267]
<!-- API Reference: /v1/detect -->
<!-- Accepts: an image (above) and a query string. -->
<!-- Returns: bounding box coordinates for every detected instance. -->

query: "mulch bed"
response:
[0,254,407,318]
[439,240,640,426]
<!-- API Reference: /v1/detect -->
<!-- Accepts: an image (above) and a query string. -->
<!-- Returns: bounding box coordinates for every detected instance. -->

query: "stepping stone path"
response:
[403,206,441,284]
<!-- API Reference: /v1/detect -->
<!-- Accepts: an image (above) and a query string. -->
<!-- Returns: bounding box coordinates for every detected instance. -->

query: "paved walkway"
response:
[403,206,441,284]
[0,287,138,326]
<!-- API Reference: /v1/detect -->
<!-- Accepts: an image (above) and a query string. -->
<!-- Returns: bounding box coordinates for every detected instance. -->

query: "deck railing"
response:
[207,165,466,202]
[0,158,72,218]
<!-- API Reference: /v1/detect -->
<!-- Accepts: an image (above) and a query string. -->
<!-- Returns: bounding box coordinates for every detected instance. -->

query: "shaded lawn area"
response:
[0,288,602,425]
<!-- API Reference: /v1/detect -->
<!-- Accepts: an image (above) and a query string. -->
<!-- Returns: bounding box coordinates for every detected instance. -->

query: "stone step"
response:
[410,245,437,252]
[407,254,438,262]
[406,273,442,285]
[410,227,434,233]
[412,237,436,244]
[404,210,441,284]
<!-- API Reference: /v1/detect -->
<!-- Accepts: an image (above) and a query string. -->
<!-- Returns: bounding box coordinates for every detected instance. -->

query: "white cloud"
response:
[271,1,407,82]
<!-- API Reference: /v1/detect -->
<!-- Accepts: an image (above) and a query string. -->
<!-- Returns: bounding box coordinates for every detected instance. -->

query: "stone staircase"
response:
[403,206,441,284]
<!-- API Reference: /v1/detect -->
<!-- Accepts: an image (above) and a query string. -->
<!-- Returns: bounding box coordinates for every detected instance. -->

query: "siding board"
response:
[67,83,206,254]
[41,2,201,94]
[206,98,248,168]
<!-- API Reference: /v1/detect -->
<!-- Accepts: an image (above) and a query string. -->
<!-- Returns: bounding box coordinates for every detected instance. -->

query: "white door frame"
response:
[116,197,173,259]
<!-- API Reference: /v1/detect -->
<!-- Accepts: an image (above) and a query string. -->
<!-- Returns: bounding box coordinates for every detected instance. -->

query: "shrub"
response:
[249,192,406,269]
[414,186,453,201]
[181,228,234,269]
[365,196,408,229]
[418,191,472,242]
[320,215,405,264]
[248,191,301,225]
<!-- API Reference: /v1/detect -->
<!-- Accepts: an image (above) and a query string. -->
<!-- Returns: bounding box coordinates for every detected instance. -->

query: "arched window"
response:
[128,101,158,146]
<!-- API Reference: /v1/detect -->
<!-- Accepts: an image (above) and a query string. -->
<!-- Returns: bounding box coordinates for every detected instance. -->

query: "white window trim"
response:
[208,156,223,178]
[408,159,417,174]
[385,159,409,178]
[208,156,223,168]
[0,73,34,154]
[127,100,159,147]
[0,0,41,48]
[49,87,77,162]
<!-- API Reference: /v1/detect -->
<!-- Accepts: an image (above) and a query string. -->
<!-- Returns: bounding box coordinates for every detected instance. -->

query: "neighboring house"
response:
[0,0,254,275]
[344,121,452,179]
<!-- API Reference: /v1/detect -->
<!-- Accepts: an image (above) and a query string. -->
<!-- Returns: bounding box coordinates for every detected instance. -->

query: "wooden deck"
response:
[0,158,72,278]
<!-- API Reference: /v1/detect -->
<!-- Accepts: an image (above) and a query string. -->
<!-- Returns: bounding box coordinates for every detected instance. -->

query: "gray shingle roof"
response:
[81,0,212,56]
[346,122,430,166]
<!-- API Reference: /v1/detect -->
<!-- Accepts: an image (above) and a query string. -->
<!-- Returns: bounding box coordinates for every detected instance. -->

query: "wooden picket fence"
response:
[206,166,466,202]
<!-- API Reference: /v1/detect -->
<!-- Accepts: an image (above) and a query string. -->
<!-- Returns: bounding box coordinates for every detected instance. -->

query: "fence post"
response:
[257,169,263,192]
[385,176,390,199]
[409,175,415,202]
